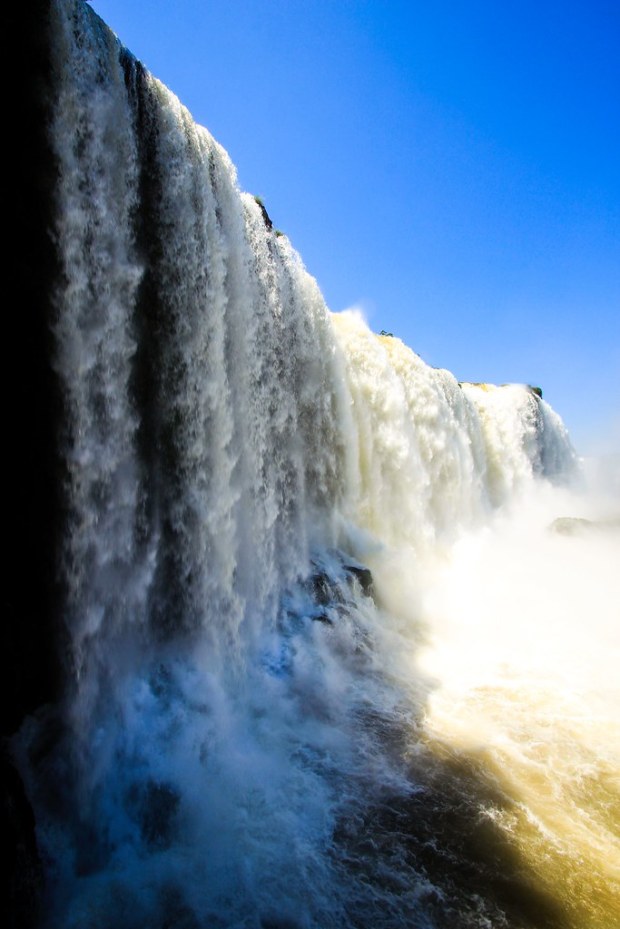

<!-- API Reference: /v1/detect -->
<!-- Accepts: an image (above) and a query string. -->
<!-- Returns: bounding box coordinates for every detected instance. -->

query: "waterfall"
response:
[45,0,577,663]
[9,3,618,929]
[44,0,358,668]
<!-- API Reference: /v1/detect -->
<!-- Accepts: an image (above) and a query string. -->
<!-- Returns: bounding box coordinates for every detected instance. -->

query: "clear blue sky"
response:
[90,0,619,455]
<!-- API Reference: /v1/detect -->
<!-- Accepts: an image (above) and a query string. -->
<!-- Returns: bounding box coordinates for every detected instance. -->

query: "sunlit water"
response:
[415,484,620,928]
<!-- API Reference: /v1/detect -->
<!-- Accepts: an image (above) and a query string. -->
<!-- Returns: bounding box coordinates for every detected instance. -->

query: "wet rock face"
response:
[5,0,67,741]
[305,555,374,624]
[343,563,374,598]
[6,4,66,919]
[2,750,43,929]
[253,195,274,230]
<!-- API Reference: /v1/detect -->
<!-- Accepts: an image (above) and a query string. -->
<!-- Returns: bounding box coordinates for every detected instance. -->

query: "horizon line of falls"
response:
[10,3,619,929]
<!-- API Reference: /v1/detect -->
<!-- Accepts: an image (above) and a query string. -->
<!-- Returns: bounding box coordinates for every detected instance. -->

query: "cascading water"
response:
[8,2,619,928]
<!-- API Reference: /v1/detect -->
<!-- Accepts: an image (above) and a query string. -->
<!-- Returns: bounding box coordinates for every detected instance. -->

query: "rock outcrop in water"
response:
[549,516,620,535]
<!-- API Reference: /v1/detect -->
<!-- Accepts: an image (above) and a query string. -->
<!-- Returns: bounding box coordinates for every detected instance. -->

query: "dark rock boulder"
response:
[343,563,374,598]
[305,555,374,626]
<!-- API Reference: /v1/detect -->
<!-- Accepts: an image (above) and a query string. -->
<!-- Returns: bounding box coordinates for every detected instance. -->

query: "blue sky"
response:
[90,0,619,455]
